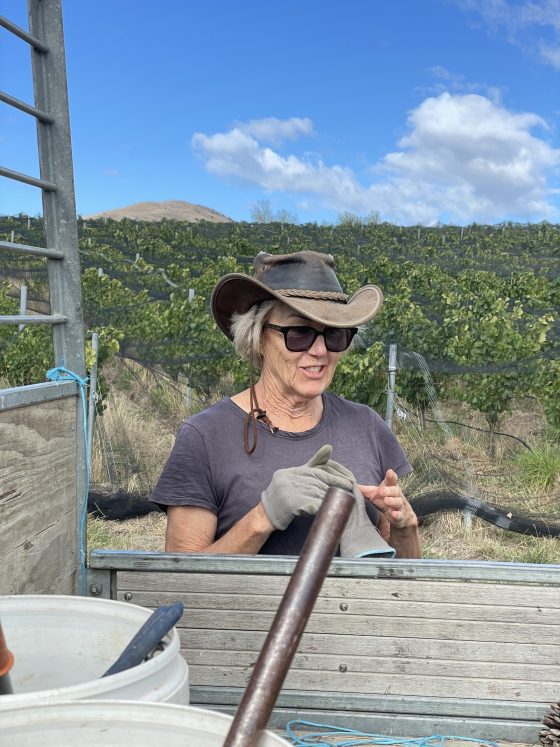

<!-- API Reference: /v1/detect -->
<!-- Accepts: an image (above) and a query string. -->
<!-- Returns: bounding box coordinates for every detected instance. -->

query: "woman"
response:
[150,250,420,559]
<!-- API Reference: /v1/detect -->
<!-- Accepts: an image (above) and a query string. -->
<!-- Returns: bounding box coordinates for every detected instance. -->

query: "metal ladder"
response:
[0,0,88,595]
[0,0,85,376]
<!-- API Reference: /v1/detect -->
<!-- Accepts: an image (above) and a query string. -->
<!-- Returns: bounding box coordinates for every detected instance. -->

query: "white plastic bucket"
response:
[0,700,292,746]
[0,595,188,710]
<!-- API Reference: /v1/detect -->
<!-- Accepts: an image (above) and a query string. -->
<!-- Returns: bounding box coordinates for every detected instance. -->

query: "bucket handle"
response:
[102,602,184,677]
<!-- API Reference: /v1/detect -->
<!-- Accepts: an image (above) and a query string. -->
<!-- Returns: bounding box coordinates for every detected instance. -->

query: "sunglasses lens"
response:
[283,326,356,352]
[285,327,316,351]
[325,328,354,352]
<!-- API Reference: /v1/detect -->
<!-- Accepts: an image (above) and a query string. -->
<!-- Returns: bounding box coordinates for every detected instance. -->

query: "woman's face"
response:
[259,303,343,402]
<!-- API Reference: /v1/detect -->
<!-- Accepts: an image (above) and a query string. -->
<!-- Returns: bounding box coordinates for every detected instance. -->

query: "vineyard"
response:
[1,215,558,433]
[2,213,560,558]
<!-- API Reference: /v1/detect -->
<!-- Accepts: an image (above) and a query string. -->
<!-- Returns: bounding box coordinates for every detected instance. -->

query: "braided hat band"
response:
[276,288,349,302]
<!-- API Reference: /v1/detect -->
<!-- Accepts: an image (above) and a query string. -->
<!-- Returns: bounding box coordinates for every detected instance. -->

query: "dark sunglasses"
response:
[263,323,357,352]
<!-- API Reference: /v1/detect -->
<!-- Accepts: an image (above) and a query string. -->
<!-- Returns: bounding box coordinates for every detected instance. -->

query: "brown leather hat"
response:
[211,250,383,339]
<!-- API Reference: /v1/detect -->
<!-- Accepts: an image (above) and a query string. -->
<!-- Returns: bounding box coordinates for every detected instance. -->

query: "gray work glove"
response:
[261,445,354,531]
[324,460,396,559]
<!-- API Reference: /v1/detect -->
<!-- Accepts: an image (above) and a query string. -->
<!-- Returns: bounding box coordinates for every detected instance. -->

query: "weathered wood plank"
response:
[179,628,560,665]
[116,571,560,608]
[0,397,77,594]
[155,607,560,643]
[184,648,560,682]
[189,664,559,700]
[116,589,560,625]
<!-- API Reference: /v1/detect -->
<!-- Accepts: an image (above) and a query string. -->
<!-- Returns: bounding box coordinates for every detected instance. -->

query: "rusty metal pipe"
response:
[223,486,354,747]
[0,621,14,695]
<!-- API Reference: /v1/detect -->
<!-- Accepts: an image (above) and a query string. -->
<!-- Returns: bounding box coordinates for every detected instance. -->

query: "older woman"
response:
[150,251,420,559]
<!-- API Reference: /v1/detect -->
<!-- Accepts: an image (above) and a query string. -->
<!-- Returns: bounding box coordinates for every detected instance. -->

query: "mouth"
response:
[301,365,326,378]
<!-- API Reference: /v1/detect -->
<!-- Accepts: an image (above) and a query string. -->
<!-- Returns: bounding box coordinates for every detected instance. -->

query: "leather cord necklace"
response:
[243,353,277,454]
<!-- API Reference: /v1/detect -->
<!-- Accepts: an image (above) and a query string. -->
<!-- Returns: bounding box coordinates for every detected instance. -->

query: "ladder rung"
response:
[0,166,57,192]
[0,241,64,259]
[0,314,67,326]
[0,15,49,52]
[0,91,54,123]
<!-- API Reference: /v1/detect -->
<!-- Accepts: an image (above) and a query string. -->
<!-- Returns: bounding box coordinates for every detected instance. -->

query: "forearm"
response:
[389,523,422,559]
[201,503,273,554]
[166,502,272,555]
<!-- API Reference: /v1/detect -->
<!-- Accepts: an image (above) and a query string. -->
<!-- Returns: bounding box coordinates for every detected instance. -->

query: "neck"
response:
[251,375,323,432]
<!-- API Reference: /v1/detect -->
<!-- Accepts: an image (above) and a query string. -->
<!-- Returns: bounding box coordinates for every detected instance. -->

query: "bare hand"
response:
[358,469,417,536]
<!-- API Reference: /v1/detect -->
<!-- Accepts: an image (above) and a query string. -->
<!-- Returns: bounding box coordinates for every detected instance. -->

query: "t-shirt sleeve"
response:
[149,422,219,513]
[373,411,413,478]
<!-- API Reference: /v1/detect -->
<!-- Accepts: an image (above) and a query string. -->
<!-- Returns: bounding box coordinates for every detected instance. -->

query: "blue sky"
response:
[1,0,559,225]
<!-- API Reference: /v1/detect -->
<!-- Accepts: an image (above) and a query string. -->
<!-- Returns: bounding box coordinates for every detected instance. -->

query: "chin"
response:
[297,381,329,399]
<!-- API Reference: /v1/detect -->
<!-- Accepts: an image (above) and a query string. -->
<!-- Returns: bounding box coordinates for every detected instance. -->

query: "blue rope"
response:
[285,721,499,747]
[46,366,89,595]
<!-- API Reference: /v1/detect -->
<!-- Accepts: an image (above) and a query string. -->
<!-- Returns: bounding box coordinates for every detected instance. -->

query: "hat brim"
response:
[211,273,383,339]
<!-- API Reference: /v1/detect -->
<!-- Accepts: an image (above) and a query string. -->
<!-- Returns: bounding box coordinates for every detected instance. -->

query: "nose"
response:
[307,332,328,355]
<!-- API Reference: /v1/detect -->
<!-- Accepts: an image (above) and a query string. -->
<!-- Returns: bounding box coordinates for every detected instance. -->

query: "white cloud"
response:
[191,103,560,224]
[423,66,503,103]
[235,117,313,146]
[540,43,560,67]
[375,93,559,222]
[458,0,560,69]
[191,124,357,198]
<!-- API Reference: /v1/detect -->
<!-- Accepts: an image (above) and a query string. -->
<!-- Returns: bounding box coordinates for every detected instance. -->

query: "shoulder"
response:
[325,392,411,477]
[178,398,240,438]
[324,391,383,423]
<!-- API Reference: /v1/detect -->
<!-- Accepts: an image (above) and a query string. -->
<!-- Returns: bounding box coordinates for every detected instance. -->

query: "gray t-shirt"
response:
[150,392,412,555]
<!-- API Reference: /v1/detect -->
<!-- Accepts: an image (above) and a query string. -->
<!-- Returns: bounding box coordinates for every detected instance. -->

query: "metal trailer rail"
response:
[0,0,87,595]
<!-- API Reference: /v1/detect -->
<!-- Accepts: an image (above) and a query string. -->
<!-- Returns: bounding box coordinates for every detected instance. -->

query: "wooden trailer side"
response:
[0,382,83,594]
[88,553,560,742]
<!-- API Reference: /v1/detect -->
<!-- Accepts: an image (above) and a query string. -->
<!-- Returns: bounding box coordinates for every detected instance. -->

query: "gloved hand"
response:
[261,445,354,530]
[321,458,395,558]
[339,483,396,558]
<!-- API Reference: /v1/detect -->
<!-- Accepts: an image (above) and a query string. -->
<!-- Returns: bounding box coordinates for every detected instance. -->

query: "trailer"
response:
[1,3,558,744]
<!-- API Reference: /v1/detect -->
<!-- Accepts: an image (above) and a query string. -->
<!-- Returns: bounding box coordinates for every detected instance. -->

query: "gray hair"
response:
[230,300,277,369]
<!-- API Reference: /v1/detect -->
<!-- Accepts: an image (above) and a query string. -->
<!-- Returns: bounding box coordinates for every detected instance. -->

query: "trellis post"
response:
[385,343,397,431]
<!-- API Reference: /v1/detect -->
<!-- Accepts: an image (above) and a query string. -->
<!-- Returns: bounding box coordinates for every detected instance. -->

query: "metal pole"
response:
[87,332,99,471]
[223,486,354,747]
[18,285,27,332]
[185,289,195,410]
[30,0,88,596]
[385,343,397,431]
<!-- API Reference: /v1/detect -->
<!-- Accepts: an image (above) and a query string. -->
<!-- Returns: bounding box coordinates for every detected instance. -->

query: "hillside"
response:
[84,200,234,223]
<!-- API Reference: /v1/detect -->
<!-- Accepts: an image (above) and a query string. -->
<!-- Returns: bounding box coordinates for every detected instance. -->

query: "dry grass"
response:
[421,512,560,563]
[88,512,166,552]
[90,359,189,496]
[88,363,560,563]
